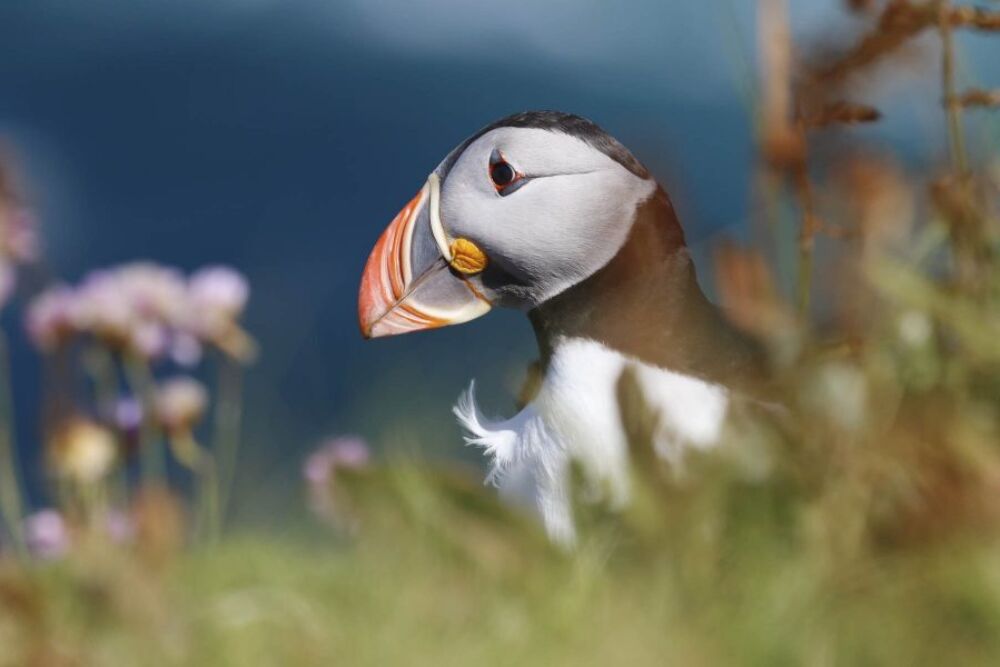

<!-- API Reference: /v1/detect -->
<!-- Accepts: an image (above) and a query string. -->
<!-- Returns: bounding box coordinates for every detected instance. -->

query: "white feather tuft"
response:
[453,380,524,485]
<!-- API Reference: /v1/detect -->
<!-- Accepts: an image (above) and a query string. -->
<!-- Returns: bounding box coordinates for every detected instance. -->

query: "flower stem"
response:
[124,354,164,485]
[792,119,818,318]
[0,330,26,559]
[169,431,218,544]
[84,344,127,504]
[214,358,243,532]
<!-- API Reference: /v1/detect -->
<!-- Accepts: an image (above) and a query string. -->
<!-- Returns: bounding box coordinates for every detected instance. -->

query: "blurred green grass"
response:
[7,450,1000,667]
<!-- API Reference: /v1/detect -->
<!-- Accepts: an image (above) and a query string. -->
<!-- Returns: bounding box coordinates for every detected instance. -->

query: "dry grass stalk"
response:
[714,240,797,339]
[950,88,1000,109]
[811,1,999,86]
[831,155,914,250]
[844,0,881,14]
[757,0,824,313]
[804,101,883,128]
[950,5,1000,31]
[758,0,804,170]
[811,0,934,84]
[938,0,969,178]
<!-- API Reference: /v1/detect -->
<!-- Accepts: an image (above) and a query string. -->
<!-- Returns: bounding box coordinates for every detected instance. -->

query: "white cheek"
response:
[499,172,654,299]
[439,127,655,303]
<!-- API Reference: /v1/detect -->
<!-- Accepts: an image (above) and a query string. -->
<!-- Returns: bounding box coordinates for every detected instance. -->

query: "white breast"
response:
[454,337,730,544]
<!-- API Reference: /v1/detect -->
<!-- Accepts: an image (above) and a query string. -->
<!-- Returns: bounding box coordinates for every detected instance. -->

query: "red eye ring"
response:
[489,153,523,192]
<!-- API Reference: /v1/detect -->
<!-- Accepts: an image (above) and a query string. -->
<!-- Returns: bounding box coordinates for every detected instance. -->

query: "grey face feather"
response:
[436,116,656,309]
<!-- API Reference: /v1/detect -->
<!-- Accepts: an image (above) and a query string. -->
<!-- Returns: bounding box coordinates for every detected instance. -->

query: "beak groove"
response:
[358,178,492,339]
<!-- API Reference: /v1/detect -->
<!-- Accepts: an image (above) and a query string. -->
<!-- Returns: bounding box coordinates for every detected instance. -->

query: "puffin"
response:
[358,111,767,544]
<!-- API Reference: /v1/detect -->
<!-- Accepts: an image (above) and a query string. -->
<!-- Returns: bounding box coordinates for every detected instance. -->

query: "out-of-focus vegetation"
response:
[1,0,1000,664]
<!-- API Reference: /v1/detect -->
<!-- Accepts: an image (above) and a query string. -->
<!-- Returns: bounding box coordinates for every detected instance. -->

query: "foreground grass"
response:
[4,451,1000,666]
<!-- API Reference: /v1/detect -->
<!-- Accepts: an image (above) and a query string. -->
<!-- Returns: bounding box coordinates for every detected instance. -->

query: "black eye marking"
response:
[488,149,526,196]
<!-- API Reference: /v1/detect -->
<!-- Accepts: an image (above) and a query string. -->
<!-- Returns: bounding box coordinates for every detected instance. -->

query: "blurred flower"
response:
[188,266,249,327]
[897,310,933,347]
[184,265,255,361]
[69,263,188,358]
[303,436,371,488]
[2,207,39,264]
[130,320,169,359]
[117,262,188,324]
[26,262,255,364]
[24,508,134,560]
[155,376,208,433]
[24,509,69,560]
[26,284,77,351]
[103,509,135,545]
[0,156,41,309]
[169,331,203,367]
[49,418,117,484]
[304,436,370,524]
[801,362,869,433]
[112,396,143,453]
[72,269,137,346]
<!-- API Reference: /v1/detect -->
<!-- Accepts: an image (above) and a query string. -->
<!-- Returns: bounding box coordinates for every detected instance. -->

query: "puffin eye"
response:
[488,150,523,194]
[490,161,516,187]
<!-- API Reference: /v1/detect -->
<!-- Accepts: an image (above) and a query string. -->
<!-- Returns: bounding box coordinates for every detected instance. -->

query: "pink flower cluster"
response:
[303,436,371,488]
[0,193,39,308]
[304,436,370,523]
[26,263,251,364]
[22,508,133,560]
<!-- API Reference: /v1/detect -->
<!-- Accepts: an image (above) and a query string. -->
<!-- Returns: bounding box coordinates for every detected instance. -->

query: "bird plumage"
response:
[360,111,770,543]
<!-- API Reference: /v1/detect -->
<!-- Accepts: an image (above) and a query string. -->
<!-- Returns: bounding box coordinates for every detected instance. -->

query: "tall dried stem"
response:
[939,0,970,179]
[214,358,243,532]
[0,331,26,558]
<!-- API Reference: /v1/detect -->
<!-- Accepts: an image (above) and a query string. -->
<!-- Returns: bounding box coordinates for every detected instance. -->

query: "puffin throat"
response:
[528,186,768,391]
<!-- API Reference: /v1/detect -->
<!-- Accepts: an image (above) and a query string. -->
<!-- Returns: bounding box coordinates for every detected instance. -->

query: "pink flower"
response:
[304,436,370,525]
[169,331,203,367]
[112,396,143,449]
[188,266,249,322]
[131,321,170,359]
[184,266,250,349]
[103,509,134,545]
[117,262,187,325]
[4,207,39,264]
[155,376,208,432]
[25,284,77,350]
[72,269,135,344]
[24,509,69,560]
[28,262,253,362]
[23,508,134,559]
[303,436,370,487]
[69,263,188,359]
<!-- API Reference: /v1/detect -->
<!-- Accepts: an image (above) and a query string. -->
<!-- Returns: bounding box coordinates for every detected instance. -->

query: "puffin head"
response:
[358,111,658,338]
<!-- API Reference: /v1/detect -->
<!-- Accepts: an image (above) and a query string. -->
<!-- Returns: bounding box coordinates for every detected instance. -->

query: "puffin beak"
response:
[359,175,493,338]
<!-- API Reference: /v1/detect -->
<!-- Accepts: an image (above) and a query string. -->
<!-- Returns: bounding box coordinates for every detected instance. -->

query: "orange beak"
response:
[358,178,492,338]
